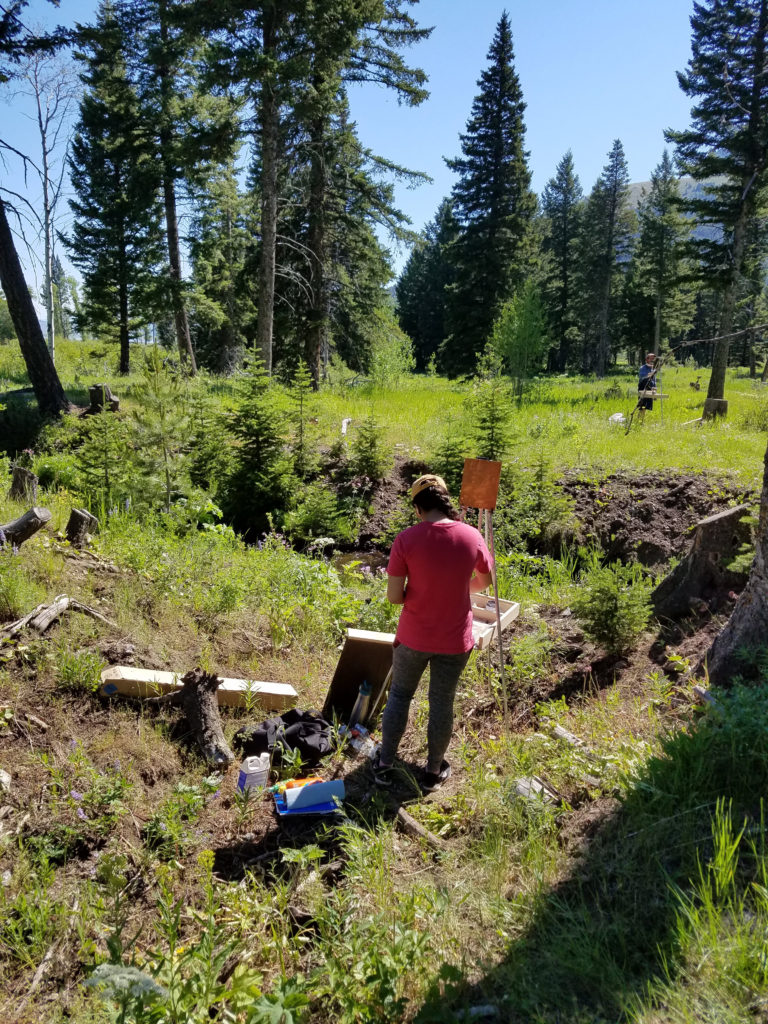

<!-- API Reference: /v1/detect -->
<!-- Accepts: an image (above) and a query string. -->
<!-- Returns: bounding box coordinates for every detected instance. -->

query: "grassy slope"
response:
[0,341,767,1022]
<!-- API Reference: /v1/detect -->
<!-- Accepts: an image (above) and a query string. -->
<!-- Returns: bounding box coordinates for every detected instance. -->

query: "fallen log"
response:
[0,506,52,547]
[652,505,752,620]
[148,667,234,765]
[1,594,117,642]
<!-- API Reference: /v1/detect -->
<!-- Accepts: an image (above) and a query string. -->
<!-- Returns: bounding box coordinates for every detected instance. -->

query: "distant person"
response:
[373,474,493,793]
[638,352,658,424]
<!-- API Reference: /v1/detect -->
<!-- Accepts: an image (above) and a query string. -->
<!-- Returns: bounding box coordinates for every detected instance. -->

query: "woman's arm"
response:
[470,571,493,594]
[387,575,406,604]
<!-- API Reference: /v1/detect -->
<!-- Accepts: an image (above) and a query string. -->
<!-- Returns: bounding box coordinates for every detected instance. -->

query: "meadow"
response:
[1,338,768,1023]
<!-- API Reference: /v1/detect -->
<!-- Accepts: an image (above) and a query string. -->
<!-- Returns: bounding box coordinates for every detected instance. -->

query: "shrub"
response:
[571,560,653,654]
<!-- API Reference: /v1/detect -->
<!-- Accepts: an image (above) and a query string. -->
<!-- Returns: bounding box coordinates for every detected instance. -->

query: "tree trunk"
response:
[305,109,329,387]
[0,197,70,418]
[118,269,130,375]
[255,7,280,377]
[704,441,768,685]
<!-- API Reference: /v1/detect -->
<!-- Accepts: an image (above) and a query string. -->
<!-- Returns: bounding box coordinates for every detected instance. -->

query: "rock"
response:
[0,769,10,793]
[1,870,11,887]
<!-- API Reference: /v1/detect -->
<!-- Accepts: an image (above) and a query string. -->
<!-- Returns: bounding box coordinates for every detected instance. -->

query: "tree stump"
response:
[9,466,38,503]
[705,444,768,685]
[66,508,98,548]
[652,505,752,620]
[88,383,120,413]
[703,397,728,420]
[154,668,234,765]
[0,506,52,547]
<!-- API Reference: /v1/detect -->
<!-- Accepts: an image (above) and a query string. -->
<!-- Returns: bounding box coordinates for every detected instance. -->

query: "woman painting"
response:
[373,474,493,792]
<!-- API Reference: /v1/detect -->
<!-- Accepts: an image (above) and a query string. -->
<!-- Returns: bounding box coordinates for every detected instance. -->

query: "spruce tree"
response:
[634,150,694,353]
[577,139,634,376]
[396,198,458,371]
[441,11,536,377]
[188,153,252,373]
[68,2,164,373]
[667,0,768,412]
[541,151,583,371]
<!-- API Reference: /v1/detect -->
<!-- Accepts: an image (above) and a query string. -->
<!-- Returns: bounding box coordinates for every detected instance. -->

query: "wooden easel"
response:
[459,458,509,731]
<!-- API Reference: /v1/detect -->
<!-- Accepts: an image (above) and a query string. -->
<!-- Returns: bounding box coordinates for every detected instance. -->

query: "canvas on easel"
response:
[459,458,501,511]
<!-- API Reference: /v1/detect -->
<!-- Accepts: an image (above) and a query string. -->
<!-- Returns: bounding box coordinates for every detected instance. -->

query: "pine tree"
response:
[396,198,458,371]
[222,359,292,536]
[667,0,768,413]
[68,2,164,373]
[131,348,190,511]
[441,12,536,377]
[577,139,635,376]
[634,150,694,353]
[540,151,583,371]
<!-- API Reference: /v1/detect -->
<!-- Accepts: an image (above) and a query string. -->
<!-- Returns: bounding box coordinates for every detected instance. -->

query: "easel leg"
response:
[486,510,509,732]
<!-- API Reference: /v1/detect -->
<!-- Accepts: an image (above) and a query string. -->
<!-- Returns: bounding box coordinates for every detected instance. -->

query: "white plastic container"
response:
[237,753,270,792]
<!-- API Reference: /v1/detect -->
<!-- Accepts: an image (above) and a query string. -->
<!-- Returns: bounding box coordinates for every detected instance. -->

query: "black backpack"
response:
[233,709,333,768]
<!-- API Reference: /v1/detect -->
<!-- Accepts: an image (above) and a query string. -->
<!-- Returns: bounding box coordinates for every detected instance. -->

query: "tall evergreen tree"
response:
[441,11,536,376]
[68,2,164,373]
[634,150,694,353]
[540,150,583,371]
[668,0,768,412]
[577,139,634,376]
[396,198,458,371]
[188,152,253,373]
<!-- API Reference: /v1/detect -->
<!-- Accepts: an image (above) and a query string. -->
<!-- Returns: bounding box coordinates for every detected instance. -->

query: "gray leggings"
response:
[379,643,472,771]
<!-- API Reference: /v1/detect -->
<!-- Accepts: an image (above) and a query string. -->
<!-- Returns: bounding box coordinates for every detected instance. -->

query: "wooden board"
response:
[100,665,297,710]
[459,459,502,511]
[471,595,520,651]
[322,628,395,726]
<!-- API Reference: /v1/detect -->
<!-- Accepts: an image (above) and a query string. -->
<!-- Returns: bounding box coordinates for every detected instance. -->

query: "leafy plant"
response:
[55,646,106,693]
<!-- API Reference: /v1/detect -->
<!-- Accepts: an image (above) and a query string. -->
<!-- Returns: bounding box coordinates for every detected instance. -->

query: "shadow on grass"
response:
[415,683,768,1023]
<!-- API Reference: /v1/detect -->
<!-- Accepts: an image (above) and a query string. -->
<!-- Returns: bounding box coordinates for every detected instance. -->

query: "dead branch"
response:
[396,806,447,852]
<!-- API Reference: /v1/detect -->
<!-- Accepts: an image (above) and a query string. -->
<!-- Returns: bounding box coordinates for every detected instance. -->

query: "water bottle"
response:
[237,753,270,792]
[349,679,372,727]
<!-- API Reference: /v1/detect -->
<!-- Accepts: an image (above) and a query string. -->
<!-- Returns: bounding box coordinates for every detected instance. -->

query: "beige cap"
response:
[411,473,447,501]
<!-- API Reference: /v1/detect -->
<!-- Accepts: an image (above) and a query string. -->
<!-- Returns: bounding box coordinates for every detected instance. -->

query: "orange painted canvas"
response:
[459,458,501,510]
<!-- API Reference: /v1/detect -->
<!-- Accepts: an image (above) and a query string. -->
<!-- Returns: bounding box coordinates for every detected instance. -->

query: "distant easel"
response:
[459,458,509,731]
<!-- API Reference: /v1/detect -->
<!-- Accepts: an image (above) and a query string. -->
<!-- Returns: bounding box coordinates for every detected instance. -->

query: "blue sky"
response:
[4,0,697,287]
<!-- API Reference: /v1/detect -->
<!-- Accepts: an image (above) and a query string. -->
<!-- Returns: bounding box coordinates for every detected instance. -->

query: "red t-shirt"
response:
[387,520,494,654]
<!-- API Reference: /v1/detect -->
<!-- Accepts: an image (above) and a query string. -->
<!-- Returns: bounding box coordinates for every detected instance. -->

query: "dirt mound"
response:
[561,471,753,566]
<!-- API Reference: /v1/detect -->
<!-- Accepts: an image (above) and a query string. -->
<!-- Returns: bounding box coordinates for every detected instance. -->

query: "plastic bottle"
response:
[348,679,372,727]
[237,753,270,792]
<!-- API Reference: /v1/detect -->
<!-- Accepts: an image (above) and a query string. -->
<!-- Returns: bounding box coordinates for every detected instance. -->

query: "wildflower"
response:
[77,808,87,821]
[70,789,84,801]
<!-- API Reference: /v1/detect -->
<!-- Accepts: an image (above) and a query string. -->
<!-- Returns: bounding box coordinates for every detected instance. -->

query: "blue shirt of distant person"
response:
[638,352,657,422]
